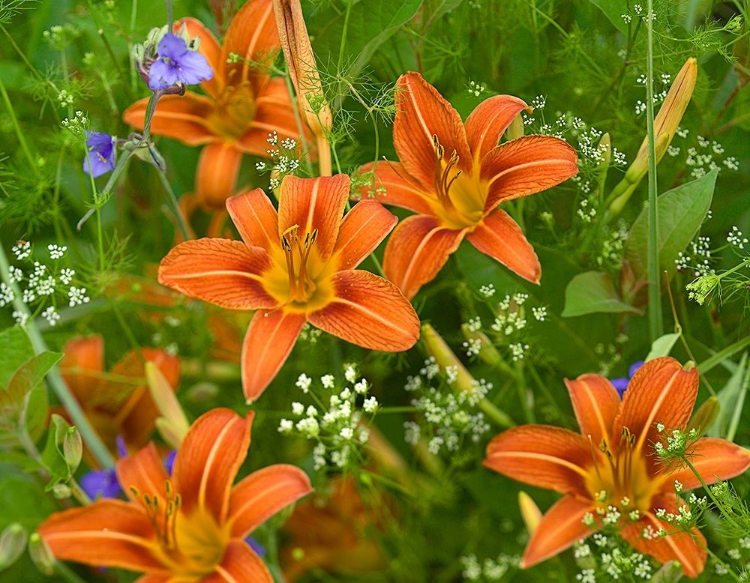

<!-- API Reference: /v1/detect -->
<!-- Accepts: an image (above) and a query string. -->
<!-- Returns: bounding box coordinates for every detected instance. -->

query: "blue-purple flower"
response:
[148,33,213,91]
[83,131,116,177]
[610,360,644,398]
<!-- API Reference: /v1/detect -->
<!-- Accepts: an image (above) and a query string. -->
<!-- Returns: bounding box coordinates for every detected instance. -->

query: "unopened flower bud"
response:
[422,323,475,393]
[518,491,542,535]
[651,560,683,582]
[506,113,525,141]
[146,362,189,449]
[52,483,72,499]
[0,524,27,569]
[29,533,56,576]
[687,395,719,436]
[62,427,82,472]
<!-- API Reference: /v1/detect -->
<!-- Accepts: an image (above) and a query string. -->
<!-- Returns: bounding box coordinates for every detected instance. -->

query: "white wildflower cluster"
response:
[727,226,748,249]
[596,221,630,270]
[472,292,546,362]
[460,553,519,581]
[478,283,495,298]
[466,81,486,97]
[2,241,91,326]
[672,131,738,179]
[575,536,655,580]
[403,359,492,454]
[279,366,377,470]
[257,131,301,190]
[60,111,90,139]
[298,323,323,344]
[675,235,713,278]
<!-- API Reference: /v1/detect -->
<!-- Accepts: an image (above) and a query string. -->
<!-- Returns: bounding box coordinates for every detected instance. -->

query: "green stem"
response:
[282,72,314,175]
[478,398,515,428]
[0,246,115,469]
[0,77,39,176]
[646,0,663,342]
[154,164,192,241]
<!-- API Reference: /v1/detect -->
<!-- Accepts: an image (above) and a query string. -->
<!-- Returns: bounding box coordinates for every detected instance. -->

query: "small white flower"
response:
[344,364,357,383]
[321,374,335,389]
[278,419,293,434]
[339,427,354,440]
[47,244,67,260]
[12,241,31,260]
[354,379,368,394]
[363,396,379,413]
[0,283,15,307]
[42,306,61,327]
[68,286,90,307]
[295,373,312,393]
[291,402,304,416]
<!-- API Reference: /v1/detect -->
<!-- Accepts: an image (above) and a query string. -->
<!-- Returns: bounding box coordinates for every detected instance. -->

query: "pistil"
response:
[281,225,318,303]
[432,134,463,212]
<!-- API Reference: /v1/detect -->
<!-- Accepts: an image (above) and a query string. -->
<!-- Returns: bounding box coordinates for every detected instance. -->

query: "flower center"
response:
[431,135,484,230]
[282,225,318,303]
[130,480,228,578]
[585,427,660,523]
[208,83,257,140]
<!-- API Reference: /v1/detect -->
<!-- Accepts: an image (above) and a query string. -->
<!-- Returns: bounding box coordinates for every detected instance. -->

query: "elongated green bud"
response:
[0,524,27,569]
[29,533,55,576]
[518,491,541,535]
[687,396,720,436]
[63,427,82,472]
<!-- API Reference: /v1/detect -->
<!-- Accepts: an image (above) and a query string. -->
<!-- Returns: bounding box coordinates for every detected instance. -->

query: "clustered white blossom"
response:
[279,365,377,470]
[257,131,301,190]
[403,358,491,454]
[460,553,519,581]
[2,241,91,326]
[574,536,655,580]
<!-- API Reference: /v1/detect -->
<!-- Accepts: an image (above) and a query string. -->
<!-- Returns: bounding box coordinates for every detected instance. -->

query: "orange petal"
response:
[59,335,104,403]
[334,200,396,270]
[358,161,436,215]
[564,373,621,447]
[665,437,750,490]
[308,270,420,351]
[117,442,169,503]
[122,94,216,145]
[204,540,273,583]
[158,239,277,310]
[465,94,530,163]
[221,0,279,89]
[238,78,300,156]
[241,310,307,403]
[520,495,597,569]
[382,215,465,299]
[465,207,540,284]
[176,17,224,97]
[135,575,169,583]
[172,408,252,524]
[277,175,349,262]
[196,142,244,210]
[227,188,280,253]
[37,499,164,572]
[613,357,698,467]
[621,495,706,578]
[481,135,578,211]
[393,72,472,189]
[228,464,312,538]
[484,426,594,496]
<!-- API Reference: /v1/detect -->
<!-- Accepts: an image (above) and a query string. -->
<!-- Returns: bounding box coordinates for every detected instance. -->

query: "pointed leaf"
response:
[0,327,35,388]
[624,169,716,281]
[587,0,629,34]
[645,333,681,361]
[562,271,641,317]
[708,352,748,440]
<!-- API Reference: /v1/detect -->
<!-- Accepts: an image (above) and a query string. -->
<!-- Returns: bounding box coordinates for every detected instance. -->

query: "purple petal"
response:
[628,360,645,379]
[610,377,629,399]
[85,131,113,149]
[80,468,123,500]
[163,450,177,476]
[115,435,128,459]
[83,131,115,177]
[246,536,266,557]
[156,33,189,61]
[173,50,214,86]
[148,59,180,91]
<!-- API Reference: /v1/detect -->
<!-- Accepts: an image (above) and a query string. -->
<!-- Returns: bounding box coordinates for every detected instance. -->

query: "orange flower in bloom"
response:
[158,174,420,402]
[59,335,180,457]
[123,0,299,209]
[359,72,578,299]
[484,357,750,577]
[38,408,312,582]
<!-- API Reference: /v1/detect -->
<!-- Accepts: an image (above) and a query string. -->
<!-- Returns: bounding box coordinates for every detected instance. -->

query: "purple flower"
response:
[246,536,266,557]
[164,449,177,476]
[610,360,645,398]
[80,468,123,500]
[148,33,213,91]
[83,131,116,177]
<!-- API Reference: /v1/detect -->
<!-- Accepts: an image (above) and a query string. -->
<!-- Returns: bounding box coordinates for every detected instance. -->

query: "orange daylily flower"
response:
[484,357,750,578]
[123,0,300,209]
[38,408,312,582]
[58,335,180,458]
[359,72,578,299]
[158,174,420,402]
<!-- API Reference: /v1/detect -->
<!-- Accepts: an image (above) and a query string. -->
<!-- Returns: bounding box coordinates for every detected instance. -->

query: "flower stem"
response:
[645,0,663,342]
[0,77,39,176]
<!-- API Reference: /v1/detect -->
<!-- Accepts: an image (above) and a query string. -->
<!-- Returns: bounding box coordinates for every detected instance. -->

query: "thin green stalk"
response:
[645,0,663,342]
[336,0,354,101]
[478,398,515,428]
[282,72,314,175]
[0,77,39,176]
[0,246,115,469]
[697,336,750,374]
[154,164,192,241]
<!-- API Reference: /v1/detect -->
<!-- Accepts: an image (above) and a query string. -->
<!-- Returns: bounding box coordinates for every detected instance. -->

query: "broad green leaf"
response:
[4,352,61,408]
[645,333,681,361]
[587,0,629,34]
[0,327,35,388]
[709,353,748,441]
[624,169,716,281]
[313,0,423,81]
[562,271,642,317]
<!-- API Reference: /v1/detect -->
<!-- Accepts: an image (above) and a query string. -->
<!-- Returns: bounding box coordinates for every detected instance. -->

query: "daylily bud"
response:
[607,58,697,217]
[422,323,475,393]
[518,491,542,535]
[28,533,56,576]
[0,523,27,569]
[52,483,72,499]
[651,560,683,582]
[687,395,720,436]
[146,361,189,449]
[506,112,525,141]
[460,324,502,367]
[273,0,333,175]
[62,427,82,472]
[596,133,612,196]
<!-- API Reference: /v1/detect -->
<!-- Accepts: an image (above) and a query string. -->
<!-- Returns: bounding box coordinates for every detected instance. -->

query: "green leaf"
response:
[587,0,629,34]
[41,414,74,486]
[0,327,35,388]
[709,353,749,441]
[562,271,642,317]
[624,169,717,281]
[313,0,423,80]
[4,352,61,408]
[645,333,681,361]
